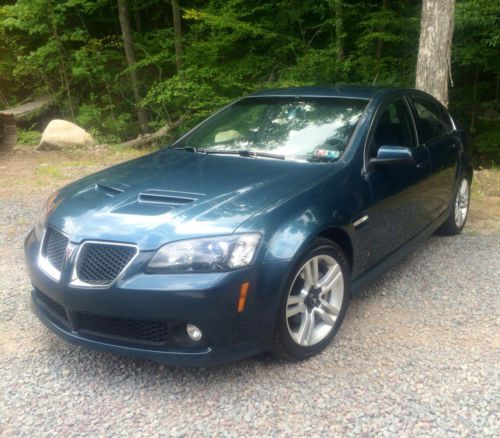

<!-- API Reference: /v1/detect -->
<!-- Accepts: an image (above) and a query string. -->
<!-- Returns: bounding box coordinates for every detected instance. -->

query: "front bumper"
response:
[25,229,291,366]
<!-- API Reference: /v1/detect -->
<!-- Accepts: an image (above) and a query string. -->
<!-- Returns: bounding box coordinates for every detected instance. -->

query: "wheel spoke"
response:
[318,264,341,293]
[287,293,305,306]
[303,262,314,289]
[315,307,336,326]
[319,298,340,317]
[287,303,306,318]
[462,193,469,209]
[303,258,320,287]
[298,311,314,345]
[311,257,319,285]
[460,181,467,197]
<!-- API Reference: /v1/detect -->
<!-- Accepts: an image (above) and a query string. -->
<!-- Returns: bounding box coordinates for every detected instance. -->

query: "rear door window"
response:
[412,96,453,143]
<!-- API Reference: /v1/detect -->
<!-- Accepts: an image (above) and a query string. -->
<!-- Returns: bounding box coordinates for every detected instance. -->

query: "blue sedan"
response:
[25,86,472,366]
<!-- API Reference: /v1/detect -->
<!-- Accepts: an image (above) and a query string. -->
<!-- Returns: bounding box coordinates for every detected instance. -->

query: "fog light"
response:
[186,324,202,342]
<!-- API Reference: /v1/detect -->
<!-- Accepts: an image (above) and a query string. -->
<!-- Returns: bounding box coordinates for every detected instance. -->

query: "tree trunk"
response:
[415,0,455,107]
[334,0,344,62]
[171,0,183,74]
[121,116,185,148]
[117,0,148,133]
[375,0,388,60]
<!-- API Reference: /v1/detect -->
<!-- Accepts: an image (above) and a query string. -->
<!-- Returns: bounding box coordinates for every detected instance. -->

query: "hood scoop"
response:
[138,190,199,206]
[95,181,129,197]
[111,189,203,216]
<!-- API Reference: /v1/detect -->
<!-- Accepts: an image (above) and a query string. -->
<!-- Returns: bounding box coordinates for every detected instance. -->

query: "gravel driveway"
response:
[1,152,499,436]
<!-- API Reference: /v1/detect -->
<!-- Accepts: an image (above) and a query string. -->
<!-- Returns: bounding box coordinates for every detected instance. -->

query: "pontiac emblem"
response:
[65,243,77,261]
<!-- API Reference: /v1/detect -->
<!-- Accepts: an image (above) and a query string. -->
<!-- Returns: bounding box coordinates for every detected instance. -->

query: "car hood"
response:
[48,149,331,250]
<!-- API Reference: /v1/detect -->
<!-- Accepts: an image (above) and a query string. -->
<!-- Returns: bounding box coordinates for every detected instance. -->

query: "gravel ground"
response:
[1,163,499,436]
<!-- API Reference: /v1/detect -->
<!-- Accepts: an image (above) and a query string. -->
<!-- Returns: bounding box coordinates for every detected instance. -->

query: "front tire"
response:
[437,176,471,236]
[273,238,350,361]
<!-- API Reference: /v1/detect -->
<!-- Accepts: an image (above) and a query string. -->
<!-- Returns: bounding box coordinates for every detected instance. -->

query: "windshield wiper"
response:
[204,149,285,160]
[172,146,285,160]
[171,146,206,153]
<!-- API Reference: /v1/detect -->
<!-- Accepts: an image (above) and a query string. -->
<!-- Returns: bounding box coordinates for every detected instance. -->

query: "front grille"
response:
[75,243,137,286]
[77,313,169,345]
[43,228,69,271]
[35,289,68,323]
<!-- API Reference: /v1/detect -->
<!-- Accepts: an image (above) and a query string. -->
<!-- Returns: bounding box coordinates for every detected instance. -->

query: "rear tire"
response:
[437,176,471,236]
[273,238,350,361]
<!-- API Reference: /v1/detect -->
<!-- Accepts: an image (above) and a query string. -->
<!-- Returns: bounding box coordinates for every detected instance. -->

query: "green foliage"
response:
[16,128,42,146]
[471,100,500,162]
[76,103,134,144]
[0,0,498,161]
[473,127,500,161]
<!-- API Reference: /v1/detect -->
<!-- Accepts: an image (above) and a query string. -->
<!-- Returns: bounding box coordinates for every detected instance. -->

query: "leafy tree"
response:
[0,0,498,161]
[451,0,500,159]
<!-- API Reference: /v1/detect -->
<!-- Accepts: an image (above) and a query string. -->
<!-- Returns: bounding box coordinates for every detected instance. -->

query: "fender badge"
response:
[353,215,369,228]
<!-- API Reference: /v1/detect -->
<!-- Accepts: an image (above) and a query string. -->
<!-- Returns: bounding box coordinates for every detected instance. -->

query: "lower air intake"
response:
[35,289,69,324]
[77,313,169,345]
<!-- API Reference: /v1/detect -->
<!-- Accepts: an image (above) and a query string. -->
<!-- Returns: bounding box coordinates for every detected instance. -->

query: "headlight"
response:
[34,191,60,239]
[148,233,261,272]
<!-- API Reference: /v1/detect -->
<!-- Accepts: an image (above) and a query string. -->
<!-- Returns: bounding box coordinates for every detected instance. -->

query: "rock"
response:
[38,119,94,151]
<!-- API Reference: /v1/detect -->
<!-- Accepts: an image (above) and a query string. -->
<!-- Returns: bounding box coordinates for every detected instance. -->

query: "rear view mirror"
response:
[369,145,415,167]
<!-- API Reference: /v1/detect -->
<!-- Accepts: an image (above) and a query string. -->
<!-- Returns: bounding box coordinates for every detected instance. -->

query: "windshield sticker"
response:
[314,149,340,158]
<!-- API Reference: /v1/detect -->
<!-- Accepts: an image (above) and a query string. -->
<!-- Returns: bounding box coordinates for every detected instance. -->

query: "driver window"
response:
[370,99,415,158]
[187,104,268,148]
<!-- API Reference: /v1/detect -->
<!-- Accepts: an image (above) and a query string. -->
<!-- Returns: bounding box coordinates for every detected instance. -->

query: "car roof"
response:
[249,85,408,100]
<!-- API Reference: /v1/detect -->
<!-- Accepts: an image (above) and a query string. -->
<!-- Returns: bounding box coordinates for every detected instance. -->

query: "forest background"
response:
[0,0,498,163]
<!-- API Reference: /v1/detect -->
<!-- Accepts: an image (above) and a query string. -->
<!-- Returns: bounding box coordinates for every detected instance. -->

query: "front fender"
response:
[262,203,355,263]
[238,170,370,270]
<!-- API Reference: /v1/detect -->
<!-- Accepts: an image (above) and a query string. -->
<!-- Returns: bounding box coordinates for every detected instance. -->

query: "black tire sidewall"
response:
[273,237,350,360]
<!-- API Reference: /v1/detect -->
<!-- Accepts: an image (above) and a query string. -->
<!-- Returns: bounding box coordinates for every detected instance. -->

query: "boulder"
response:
[38,119,94,151]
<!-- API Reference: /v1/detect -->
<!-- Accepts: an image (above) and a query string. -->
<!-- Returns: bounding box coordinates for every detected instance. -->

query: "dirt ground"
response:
[2,145,499,234]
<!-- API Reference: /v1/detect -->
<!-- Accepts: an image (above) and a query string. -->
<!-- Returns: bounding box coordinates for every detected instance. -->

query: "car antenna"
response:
[372,74,379,86]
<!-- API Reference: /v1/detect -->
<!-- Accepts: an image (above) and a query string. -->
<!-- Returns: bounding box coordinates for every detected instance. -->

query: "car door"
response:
[408,94,461,220]
[355,95,433,271]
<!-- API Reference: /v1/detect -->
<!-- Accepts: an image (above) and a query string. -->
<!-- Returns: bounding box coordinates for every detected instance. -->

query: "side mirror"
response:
[369,145,415,167]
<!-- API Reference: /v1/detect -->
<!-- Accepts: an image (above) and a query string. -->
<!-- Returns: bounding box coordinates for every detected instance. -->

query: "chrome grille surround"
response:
[71,241,138,288]
[38,227,69,281]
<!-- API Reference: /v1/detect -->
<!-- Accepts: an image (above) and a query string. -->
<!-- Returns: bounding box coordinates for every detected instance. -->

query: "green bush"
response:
[76,103,135,144]
[472,127,500,165]
[16,128,41,146]
[471,100,500,164]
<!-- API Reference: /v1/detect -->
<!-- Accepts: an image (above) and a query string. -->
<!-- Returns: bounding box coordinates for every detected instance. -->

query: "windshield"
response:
[176,97,367,161]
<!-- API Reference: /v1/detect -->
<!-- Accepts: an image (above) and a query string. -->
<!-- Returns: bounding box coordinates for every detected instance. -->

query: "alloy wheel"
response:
[286,255,344,347]
[454,178,469,228]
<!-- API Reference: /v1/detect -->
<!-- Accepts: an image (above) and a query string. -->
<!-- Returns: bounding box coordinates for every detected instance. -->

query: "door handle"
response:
[416,160,430,170]
[449,143,460,151]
